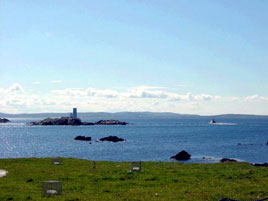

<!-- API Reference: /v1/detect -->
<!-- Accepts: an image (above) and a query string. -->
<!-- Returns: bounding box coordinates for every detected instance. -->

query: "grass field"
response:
[0,158,268,201]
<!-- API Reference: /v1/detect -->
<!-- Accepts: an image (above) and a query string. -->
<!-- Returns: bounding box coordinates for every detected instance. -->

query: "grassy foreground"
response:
[0,158,268,201]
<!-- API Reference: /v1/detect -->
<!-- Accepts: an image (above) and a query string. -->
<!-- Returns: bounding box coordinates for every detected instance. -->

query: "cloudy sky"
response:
[1,1,268,114]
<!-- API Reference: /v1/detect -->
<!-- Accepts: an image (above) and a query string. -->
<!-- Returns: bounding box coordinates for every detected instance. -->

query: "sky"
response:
[0,0,268,115]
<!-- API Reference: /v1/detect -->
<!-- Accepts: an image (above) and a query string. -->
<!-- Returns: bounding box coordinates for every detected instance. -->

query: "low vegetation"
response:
[0,158,268,201]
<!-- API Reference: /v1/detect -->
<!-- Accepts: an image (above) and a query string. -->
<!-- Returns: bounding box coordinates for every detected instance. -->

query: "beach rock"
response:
[0,118,10,123]
[170,150,191,160]
[74,136,91,141]
[253,163,268,167]
[219,158,237,163]
[99,136,125,142]
[95,120,128,125]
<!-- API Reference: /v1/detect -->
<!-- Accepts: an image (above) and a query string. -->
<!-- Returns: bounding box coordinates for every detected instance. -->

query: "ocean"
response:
[0,117,268,163]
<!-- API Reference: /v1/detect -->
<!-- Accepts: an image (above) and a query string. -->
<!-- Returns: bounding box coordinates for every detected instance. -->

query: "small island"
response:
[28,108,128,126]
[0,118,10,123]
[28,117,128,126]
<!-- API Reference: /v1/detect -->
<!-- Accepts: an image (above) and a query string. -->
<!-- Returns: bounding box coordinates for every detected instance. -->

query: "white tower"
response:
[73,108,77,119]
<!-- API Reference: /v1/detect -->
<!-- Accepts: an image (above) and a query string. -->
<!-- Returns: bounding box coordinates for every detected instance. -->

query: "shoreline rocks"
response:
[28,117,128,126]
[74,136,91,141]
[253,163,268,167]
[220,158,237,163]
[170,150,191,160]
[0,118,10,123]
[99,136,125,142]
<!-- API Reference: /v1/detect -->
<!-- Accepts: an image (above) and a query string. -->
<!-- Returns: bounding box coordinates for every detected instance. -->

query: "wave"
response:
[210,123,238,126]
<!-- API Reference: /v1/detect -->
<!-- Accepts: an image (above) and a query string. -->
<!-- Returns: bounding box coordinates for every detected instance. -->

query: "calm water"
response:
[0,118,268,163]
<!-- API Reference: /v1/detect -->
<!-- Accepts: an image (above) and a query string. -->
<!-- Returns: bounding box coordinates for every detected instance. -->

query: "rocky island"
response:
[0,118,10,123]
[28,117,128,126]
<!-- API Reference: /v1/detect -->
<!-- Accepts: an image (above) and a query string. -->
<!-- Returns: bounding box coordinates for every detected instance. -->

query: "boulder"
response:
[170,150,191,160]
[95,120,128,125]
[99,136,125,142]
[219,158,237,163]
[74,136,91,141]
[0,118,10,123]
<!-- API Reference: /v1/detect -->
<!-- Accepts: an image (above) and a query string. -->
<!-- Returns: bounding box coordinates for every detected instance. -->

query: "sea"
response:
[0,117,268,163]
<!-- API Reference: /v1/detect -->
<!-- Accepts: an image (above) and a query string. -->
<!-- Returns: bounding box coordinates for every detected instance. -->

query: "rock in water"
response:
[74,136,91,141]
[266,141,268,145]
[170,150,191,160]
[219,158,237,163]
[95,120,128,125]
[0,118,10,123]
[99,136,125,142]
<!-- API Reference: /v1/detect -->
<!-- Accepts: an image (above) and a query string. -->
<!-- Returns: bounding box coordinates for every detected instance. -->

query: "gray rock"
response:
[0,118,10,123]
[220,158,237,163]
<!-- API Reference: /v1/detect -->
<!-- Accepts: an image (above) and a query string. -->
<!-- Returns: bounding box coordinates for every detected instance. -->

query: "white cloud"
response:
[1,83,268,115]
[6,83,24,93]
[51,80,62,84]
[33,81,41,85]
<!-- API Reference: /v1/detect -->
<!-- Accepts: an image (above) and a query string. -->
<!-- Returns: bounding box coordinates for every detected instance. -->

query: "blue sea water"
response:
[0,118,268,163]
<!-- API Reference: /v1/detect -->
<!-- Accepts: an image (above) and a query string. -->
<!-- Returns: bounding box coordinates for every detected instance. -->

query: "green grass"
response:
[0,158,268,201]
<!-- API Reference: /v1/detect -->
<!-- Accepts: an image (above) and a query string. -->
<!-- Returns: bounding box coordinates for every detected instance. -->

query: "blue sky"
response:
[1,1,268,114]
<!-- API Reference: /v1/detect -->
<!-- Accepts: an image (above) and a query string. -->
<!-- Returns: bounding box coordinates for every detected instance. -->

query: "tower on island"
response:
[72,108,77,119]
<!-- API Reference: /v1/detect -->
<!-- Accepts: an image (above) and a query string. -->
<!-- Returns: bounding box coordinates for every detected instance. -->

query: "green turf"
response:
[0,158,267,201]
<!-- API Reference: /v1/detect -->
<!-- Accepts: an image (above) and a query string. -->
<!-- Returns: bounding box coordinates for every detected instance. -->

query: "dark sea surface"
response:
[0,117,268,163]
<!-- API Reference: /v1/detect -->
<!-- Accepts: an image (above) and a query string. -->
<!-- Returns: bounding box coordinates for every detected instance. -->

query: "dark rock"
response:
[29,117,82,126]
[0,118,10,123]
[99,136,125,142]
[95,120,128,125]
[266,141,268,145]
[26,179,33,182]
[170,150,191,160]
[68,118,82,125]
[220,158,237,163]
[74,136,91,141]
[253,163,268,167]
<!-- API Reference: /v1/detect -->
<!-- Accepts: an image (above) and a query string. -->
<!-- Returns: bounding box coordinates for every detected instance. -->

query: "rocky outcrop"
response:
[170,150,191,160]
[29,117,82,126]
[99,136,125,142]
[0,118,10,123]
[29,117,128,126]
[219,158,237,163]
[74,136,91,141]
[95,120,128,125]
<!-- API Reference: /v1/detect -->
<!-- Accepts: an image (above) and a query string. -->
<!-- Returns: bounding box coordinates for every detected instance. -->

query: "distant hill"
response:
[0,112,268,119]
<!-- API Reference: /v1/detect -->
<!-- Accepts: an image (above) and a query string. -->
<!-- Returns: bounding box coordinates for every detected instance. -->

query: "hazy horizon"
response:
[1,1,268,115]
